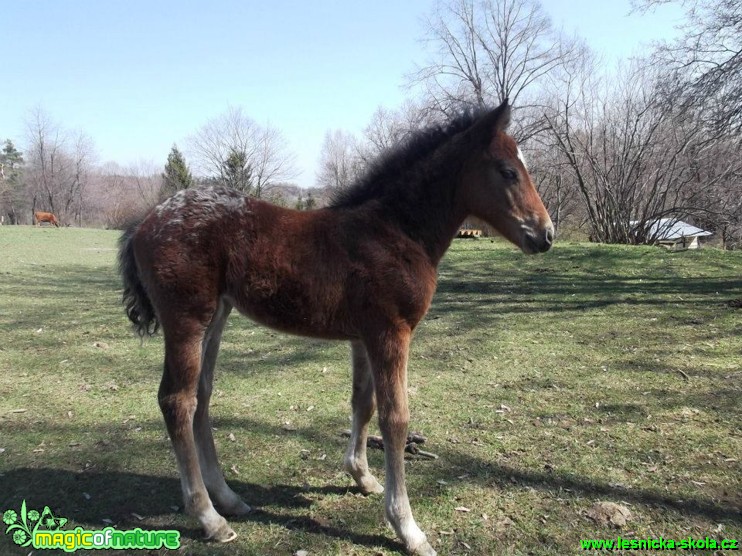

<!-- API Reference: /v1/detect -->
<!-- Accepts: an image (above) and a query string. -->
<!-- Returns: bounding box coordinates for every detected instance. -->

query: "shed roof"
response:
[635,218,713,241]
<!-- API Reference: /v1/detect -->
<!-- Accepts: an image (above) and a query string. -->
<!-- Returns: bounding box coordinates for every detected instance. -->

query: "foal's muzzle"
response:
[522,226,554,254]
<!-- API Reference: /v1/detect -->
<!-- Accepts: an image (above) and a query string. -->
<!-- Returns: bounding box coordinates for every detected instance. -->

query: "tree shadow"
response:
[0,467,399,553]
[433,243,742,332]
[0,264,123,335]
[1,445,738,553]
[0,407,739,554]
[429,446,742,525]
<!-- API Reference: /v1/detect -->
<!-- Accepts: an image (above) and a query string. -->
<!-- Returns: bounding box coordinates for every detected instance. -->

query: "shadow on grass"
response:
[434,272,742,316]
[0,450,738,555]
[3,251,739,381]
[0,264,122,335]
[2,413,738,543]
[3,247,741,341]
[437,243,741,302]
[442,451,742,526]
[216,416,742,526]
[0,467,399,552]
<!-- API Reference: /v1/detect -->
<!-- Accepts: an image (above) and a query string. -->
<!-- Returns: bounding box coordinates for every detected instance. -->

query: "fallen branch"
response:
[676,369,690,381]
[404,441,439,460]
[340,430,439,459]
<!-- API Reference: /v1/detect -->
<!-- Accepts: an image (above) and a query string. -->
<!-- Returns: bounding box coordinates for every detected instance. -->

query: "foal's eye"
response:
[500,168,518,181]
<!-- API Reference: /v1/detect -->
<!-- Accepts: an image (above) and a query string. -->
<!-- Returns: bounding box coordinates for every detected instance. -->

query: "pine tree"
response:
[1,139,22,166]
[294,192,317,211]
[0,139,25,224]
[221,148,252,193]
[160,145,193,199]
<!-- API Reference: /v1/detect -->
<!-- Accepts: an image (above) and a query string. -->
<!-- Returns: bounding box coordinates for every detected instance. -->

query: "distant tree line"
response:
[2,0,739,247]
[0,106,307,229]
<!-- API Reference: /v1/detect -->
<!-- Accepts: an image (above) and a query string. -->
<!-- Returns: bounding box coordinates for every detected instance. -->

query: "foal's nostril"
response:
[523,226,555,254]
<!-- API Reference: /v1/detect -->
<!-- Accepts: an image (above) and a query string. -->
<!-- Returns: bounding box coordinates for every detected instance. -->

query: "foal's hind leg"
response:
[343,340,384,494]
[193,300,251,515]
[159,320,235,542]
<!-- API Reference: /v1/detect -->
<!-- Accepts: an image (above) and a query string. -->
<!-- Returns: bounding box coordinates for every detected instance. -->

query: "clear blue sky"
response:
[0,0,683,187]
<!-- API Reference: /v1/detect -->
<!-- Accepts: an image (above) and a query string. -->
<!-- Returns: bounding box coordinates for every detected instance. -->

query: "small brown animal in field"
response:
[34,211,59,227]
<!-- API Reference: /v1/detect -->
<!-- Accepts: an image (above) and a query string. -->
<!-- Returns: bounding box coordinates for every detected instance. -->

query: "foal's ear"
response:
[493,98,511,131]
[469,98,511,144]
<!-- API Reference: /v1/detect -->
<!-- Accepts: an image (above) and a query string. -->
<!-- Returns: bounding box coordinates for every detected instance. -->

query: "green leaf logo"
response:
[2,500,66,547]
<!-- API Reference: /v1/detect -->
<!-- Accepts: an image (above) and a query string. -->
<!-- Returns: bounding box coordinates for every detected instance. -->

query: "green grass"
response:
[0,226,740,555]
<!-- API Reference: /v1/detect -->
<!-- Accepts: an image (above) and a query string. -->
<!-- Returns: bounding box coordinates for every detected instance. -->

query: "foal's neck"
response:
[382,161,467,266]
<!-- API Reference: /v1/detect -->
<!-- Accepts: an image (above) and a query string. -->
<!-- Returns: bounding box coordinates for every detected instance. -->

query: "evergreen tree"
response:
[0,139,25,224]
[221,148,252,193]
[1,139,23,167]
[294,193,317,211]
[160,145,193,199]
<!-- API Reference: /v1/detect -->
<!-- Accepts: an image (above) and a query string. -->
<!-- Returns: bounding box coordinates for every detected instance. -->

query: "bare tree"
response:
[127,160,163,208]
[24,108,95,225]
[360,106,412,163]
[87,162,127,228]
[689,136,742,248]
[359,100,443,162]
[90,161,162,228]
[543,58,740,244]
[634,0,742,135]
[187,106,298,198]
[525,143,581,236]
[317,100,442,194]
[315,129,364,191]
[516,46,599,235]
[66,131,95,225]
[410,0,582,137]
[362,101,435,154]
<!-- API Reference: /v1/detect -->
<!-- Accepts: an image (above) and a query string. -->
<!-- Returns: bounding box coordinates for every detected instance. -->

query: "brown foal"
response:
[119,99,553,555]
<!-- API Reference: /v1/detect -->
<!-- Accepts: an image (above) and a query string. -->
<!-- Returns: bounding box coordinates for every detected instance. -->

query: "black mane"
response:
[329,108,485,209]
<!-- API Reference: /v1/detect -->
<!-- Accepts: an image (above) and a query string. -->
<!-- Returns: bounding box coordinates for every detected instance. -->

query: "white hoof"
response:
[357,474,384,495]
[409,539,436,555]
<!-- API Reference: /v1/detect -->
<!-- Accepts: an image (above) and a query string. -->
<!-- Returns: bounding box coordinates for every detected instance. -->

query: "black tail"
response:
[118,221,159,336]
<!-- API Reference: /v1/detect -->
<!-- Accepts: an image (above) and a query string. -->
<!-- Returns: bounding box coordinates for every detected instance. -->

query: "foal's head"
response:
[459,100,554,254]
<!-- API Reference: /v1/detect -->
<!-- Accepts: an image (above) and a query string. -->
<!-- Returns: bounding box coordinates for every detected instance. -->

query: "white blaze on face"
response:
[516,147,528,169]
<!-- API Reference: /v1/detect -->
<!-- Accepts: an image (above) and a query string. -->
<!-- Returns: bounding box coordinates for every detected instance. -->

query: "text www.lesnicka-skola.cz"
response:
[580,536,738,551]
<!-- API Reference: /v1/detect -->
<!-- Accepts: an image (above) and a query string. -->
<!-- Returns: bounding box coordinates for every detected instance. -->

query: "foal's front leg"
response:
[344,340,384,494]
[366,329,436,556]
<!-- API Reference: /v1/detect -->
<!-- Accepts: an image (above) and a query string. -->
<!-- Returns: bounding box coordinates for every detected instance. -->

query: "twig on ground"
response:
[340,430,439,459]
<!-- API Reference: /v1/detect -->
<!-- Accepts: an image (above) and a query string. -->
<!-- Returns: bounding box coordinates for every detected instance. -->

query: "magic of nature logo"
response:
[3,500,180,551]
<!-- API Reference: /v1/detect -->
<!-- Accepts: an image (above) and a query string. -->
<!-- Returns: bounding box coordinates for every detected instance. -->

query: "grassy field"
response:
[0,225,740,555]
